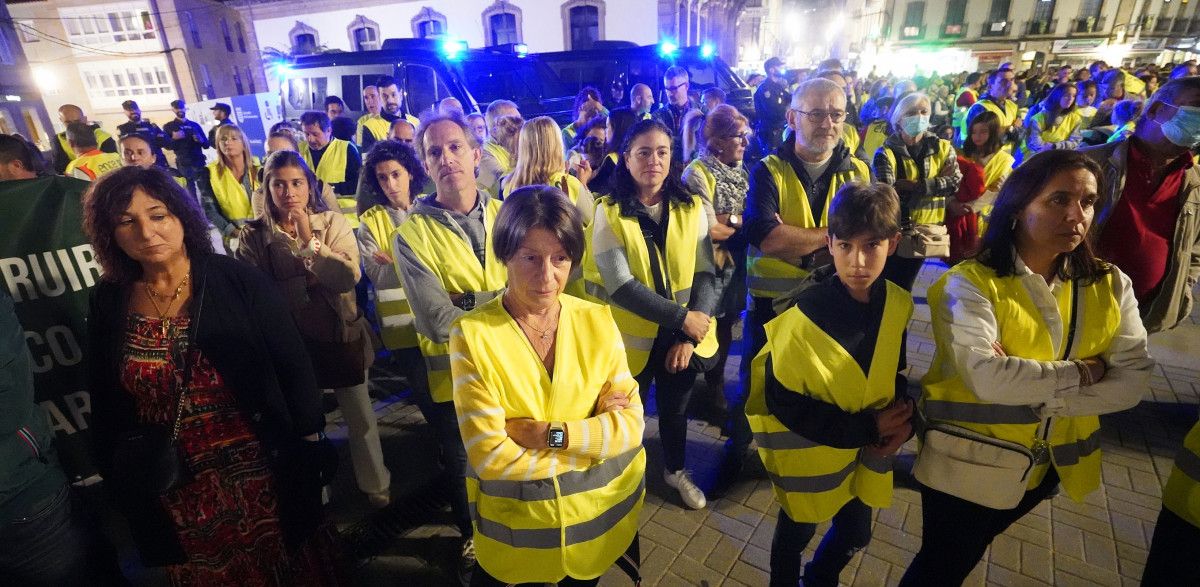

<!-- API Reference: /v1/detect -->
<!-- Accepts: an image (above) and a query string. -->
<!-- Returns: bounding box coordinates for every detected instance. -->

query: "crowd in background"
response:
[0,52,1199,587]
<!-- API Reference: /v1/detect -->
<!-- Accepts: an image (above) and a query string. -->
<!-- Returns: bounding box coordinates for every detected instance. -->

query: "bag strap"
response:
[1060,278,1079,361]
[635,211,673,301]
[169,259,208,442]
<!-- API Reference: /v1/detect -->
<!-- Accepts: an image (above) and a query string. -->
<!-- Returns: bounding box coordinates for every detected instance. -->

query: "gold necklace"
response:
[144,274,189,338]
[515,313,558,343]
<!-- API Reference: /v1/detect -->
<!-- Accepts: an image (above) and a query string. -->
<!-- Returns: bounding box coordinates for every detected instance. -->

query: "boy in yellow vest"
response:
[746,182,915,587]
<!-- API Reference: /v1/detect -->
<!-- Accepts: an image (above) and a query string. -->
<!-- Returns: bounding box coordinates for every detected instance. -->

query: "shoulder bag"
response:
[889,145,951,259]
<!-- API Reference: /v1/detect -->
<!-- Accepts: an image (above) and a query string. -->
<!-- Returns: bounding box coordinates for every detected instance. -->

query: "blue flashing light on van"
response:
[441,39,468,61]
[700,43,716,59]
[658,40,679,58]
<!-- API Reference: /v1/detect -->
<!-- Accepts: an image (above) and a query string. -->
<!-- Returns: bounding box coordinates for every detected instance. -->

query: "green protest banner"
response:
[0,175,102,481]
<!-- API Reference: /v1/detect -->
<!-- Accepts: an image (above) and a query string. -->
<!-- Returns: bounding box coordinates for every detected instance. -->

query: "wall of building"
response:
[241,0,659,56]
[0,2,56,149]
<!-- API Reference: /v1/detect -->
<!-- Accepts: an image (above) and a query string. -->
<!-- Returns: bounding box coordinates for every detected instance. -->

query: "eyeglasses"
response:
[629,148,671,162]
[665,82,690,93]
[792,109,847,123]
[722,131,753,143]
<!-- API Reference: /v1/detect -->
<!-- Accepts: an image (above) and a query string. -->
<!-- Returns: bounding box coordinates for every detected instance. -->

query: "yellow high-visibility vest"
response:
[879,138,954,225]
[583,195,718,375]
[359,204,417,350]
[65,150,121,181]
[357,114,390,145]
[842,122,861,156]
[206,161,259,224]
[862,121,890,163]
[920,260,1123,502]
[58,127,113,165]
[975,150,1015,235]
[301,138,358,228]
[481,141,512,174]
[1164,421,1200,529]
[1019,110,1083,162]
[454,295,645,583]
[747,280,913,522]
[746,154,870,299]
[396,198,508,402]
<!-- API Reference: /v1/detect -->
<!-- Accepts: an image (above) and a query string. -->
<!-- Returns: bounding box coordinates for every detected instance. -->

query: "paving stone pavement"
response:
[325,261,1199,586]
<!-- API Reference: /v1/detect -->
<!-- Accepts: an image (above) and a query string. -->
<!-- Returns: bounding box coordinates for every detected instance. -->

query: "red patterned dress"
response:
[121,313,339,586]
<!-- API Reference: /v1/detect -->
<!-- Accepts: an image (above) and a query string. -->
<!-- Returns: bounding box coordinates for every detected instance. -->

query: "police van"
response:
[278,38,573,123]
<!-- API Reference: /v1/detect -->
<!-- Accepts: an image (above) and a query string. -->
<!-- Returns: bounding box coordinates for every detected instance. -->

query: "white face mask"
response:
[1158,102,1200,147]
[901,114,930,137]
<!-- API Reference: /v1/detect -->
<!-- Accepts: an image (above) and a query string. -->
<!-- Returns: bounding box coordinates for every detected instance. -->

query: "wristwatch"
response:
[455,291,476,311]
[727,214,741,227]
[547,424,566,449]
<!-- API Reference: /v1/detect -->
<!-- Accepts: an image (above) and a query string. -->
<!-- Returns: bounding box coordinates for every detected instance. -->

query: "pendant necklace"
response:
[145,274,190,338]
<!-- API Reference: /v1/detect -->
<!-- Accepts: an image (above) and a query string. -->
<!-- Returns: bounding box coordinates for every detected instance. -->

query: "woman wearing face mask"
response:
[198,125,260,253]
[1020,83,1083,166]
[584,120,720,510]
[680,104,752,419]
[899,149,1153,586]
[872,92,962,291]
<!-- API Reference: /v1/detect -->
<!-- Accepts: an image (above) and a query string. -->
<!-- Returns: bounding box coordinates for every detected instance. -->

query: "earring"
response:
[1010,217,1018,230]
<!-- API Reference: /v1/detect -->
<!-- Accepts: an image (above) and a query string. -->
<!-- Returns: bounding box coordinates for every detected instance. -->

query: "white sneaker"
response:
[664,469,707,509]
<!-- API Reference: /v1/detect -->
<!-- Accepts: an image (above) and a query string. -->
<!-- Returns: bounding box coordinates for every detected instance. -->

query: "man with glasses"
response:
[718,78,871,491]
[653,65,697,162]
[1084,76,1200,334]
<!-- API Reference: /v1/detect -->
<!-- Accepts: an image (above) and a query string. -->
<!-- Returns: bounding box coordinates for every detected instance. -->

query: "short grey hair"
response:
[1140,76,1200,125]
[415,112,480,161]
[485,99,520,129]
[890,93,931,128]
[790,78,846,109]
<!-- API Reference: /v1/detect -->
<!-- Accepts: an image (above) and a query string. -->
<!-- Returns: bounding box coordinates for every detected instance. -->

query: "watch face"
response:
[548,428,566,448]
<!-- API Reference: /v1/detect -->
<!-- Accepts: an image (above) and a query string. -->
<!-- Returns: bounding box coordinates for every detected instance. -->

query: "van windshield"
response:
[459,59,569,104]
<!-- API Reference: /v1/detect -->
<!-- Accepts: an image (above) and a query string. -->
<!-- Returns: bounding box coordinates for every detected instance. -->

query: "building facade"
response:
[8,0,267,138]
[235,0,742,66]
[0,2,55,149]
[878,0,1200,74]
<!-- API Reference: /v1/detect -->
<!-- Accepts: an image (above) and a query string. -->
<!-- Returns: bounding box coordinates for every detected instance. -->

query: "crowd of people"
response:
[0,53,1198,587]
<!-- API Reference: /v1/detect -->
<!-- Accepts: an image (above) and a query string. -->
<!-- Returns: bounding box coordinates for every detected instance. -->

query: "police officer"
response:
[753,57,790,160]
[116,100,168,168]
[163,99,209,194]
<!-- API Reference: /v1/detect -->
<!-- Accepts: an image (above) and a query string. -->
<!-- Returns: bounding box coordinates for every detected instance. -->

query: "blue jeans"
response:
[0,484,90,586]
[429,400,473,537]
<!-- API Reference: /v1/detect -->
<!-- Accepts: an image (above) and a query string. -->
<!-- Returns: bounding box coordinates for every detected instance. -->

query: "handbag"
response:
[303,320,368,389]
[888,145,951,259]
[913,281,1079,509]
[897,223,951,259]
[109,264,207,496]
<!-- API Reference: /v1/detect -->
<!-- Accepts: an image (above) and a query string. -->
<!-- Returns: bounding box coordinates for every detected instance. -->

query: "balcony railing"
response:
[941,22,967,38]
[1025,19,1057,36]
[982,20,1011,37]
[1154,17,1172,33]
[900,24,926,39]
[1072,16,1106,34]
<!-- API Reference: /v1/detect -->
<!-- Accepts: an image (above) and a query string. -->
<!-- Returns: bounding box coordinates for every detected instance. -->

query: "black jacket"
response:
[86,254,327,564]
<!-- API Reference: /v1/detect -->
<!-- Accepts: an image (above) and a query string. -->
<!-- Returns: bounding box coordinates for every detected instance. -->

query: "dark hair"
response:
[269,120,298,135]
[260,150,330,221]
[493,185,585,266]
[360,140,428,214]
[701,87,727,103]
[415,112,480,157]
[828,182,901,240]
[573,86,603,118]
[299,111,331,131]
[331,116,356,142]
[0,134,48,175]
[605,107,639,154]
[66,122,98,149]
[83,166,214,285]
[962,110,1003,158]
[1040,83,1077,119]
[1112,99,1143,126]
[375,75,399,90]
[976,150,1109,285]
[609,120,694,216]
[324,95,346,110]
[987,69,1011,86]
[267,129,299,151]
[573,114,608,149]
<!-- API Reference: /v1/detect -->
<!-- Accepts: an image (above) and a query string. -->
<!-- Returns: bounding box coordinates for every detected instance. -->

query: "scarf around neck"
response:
[701,154,749,215]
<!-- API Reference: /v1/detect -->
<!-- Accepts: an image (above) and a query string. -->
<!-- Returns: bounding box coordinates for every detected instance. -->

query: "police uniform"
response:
[754,78,790,157]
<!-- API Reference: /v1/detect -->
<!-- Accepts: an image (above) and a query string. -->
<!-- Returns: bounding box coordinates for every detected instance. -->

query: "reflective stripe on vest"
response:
[397,198,507,403]
[746,154,870,299]
[360,205,418,349]
[1020,110,1083,162]
[470,475,644,550]
[475,448,641,501]
[336,196,360,229]
[746,280,913,522]
[881,139,953,225]
[920,260,1122,501]
[583,196,718,375]
[66,150,122,180]
[1164,422,1200,528]
[207,162,256,223]
[357,115,389,144]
